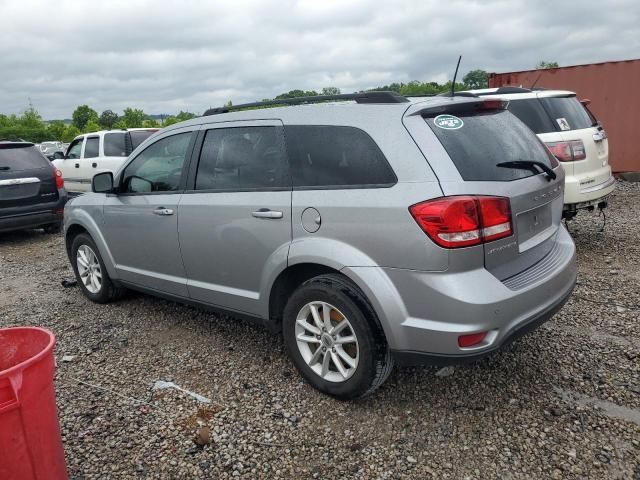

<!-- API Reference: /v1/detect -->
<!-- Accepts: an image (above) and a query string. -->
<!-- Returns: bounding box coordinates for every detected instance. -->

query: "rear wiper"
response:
[496,160,556,182]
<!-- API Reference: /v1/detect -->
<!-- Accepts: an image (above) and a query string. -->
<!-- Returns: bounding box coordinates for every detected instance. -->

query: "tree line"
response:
[1,63,557,144]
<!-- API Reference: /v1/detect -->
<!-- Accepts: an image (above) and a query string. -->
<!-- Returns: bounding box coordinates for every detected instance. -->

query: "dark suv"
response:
[0,141,68,233]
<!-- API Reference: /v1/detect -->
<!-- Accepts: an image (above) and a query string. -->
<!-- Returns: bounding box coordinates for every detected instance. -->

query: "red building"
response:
[489,59,640,172]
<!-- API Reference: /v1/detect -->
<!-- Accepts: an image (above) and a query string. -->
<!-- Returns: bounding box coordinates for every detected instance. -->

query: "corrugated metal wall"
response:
[488,59,640,172]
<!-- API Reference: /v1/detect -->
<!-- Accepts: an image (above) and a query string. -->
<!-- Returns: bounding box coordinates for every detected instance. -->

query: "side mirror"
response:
[92,172,114,193]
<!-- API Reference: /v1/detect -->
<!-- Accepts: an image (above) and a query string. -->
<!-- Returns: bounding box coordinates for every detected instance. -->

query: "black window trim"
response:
[115,130,198,196]
[184,123,293,194]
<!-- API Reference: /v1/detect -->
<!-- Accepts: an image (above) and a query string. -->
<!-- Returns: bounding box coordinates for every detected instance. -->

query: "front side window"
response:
[67,139,83,159]
[284,125,396,188]
[84,137,99,158]
[195,126,288,190]
[121,132,192,193]
[104,132,127,157]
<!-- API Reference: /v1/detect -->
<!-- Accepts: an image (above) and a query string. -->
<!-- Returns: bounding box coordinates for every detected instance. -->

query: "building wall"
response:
[488,59,640,172]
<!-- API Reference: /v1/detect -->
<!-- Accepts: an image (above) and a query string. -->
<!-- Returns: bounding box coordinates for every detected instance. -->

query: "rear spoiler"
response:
[408,99,509,117]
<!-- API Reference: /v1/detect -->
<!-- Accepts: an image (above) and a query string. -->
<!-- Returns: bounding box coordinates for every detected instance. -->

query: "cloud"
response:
[1,0,638,118]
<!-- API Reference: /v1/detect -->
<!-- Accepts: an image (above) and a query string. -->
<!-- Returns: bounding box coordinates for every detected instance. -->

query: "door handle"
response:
[75,163,79,168]
[153,207,174,216]
[92,162,97,168]
[251,209,283,219]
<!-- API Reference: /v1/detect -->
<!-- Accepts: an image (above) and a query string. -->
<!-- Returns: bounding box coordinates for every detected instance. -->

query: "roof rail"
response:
[475,86,532,96]
[204,91,409,116]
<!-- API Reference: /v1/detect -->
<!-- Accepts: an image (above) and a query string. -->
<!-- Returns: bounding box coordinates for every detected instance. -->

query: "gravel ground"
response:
[1,180,639,480]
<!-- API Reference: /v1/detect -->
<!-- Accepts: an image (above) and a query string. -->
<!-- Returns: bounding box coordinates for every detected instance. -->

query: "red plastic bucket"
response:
[0,327,67,480]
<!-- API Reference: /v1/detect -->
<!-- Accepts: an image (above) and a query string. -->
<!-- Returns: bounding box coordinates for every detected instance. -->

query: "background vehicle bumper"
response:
[0,192,67,233]
[564,171,615,209]
[345,227,577,365]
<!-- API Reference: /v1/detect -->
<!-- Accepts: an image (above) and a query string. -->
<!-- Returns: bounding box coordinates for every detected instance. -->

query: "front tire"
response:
[70,233,123,303]
[282,274,394,399]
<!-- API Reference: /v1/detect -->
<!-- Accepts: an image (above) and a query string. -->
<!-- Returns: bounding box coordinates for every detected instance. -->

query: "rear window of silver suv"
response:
[425,109,556,182]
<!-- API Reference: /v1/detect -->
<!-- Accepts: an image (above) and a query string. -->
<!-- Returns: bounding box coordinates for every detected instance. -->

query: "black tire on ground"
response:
[70,233,124,303]
[43,223,62,234]
[282,273,394,399]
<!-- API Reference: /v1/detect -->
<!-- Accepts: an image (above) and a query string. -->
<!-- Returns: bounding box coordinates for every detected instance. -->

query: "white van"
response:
[53,128,158,193]
[462,87,615,218]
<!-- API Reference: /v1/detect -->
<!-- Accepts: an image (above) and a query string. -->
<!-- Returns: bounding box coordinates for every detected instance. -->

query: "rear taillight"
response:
[54,168,64,189]
[545,140,586,162]
[409,196,513,249]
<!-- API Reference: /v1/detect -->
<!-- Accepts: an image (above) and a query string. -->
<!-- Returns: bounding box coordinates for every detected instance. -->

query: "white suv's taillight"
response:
[545,140,586,162]
[409,196,513,249]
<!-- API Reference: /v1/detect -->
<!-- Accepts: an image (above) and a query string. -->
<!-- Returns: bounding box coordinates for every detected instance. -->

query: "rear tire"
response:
[44,223,62,234]
[282,274,394,399]
[70,233,124,303]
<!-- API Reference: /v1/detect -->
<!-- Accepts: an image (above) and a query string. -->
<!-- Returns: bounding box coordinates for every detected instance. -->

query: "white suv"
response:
[53,128,158,193]
[462,87,614,218]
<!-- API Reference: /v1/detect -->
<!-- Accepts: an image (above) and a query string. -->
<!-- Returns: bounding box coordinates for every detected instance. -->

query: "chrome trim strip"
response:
[580,176,615,194]
[0,177,41,186]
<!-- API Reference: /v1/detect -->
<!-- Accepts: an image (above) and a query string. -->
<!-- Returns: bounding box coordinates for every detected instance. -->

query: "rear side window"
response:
[0,145,49,172]
[539,96,593,131]
[426,109,556,182]
[284,126,396,188]
[507,99,557,134]
[84,137,99,158]
[195,127,288,191]
[130,130,157,149]
[104,132,127,156]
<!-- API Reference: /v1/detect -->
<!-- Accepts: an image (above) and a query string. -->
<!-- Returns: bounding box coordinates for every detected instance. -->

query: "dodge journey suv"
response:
[63,92,577,398]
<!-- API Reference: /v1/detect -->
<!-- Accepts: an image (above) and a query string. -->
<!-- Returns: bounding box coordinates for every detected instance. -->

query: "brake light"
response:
[54,168,64,189]
[545,140,586,162]
[409,196,513,249]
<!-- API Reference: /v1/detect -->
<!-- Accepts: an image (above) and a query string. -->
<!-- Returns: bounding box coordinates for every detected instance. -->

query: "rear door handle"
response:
[251,209,283,219]
[153,207,174,216]
[92,162,97,168]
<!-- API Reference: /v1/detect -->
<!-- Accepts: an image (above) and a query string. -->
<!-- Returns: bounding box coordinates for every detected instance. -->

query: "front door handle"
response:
[153,207,174,216]
[251,209,283,219]
[75,163,80,168]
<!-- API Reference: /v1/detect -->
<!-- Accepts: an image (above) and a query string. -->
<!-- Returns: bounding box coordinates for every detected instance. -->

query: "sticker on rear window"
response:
[556,117,571,131]
[434,114,464,130]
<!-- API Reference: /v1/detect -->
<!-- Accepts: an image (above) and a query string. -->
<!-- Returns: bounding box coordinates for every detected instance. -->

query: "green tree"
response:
[463,69,489,89]
[85,119,102,133]
[99,109,119,129]
[275,89,318,99]
[72,105,99,131]
[62,125,80,143]
[536,61,559,69]
[163,116,178,126]
[175,111,196,122]
[321,87,341,96]
[142,119,159,128]
[46,121,66,141]
[121,108,146,128]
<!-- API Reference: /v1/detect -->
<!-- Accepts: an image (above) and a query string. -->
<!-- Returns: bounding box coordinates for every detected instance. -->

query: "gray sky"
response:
[1,0,638,119]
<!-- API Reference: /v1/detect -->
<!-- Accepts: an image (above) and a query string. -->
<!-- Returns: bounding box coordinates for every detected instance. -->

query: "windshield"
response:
[425,109,556,182]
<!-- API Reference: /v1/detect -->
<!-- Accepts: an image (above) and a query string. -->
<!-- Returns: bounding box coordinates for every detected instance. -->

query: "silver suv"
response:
[64,92,577,399]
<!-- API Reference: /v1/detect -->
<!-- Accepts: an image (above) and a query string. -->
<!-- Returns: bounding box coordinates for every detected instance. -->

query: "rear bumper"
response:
[564,171,615,209]
[0,191,67,233]
[346,226,577,365]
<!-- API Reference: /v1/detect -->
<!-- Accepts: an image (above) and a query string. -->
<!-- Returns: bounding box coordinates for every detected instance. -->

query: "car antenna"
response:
[450,55,462,97]
[530,71,543,89]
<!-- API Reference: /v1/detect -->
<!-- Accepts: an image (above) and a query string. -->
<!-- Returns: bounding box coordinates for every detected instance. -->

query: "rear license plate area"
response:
[516,203,552,252]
